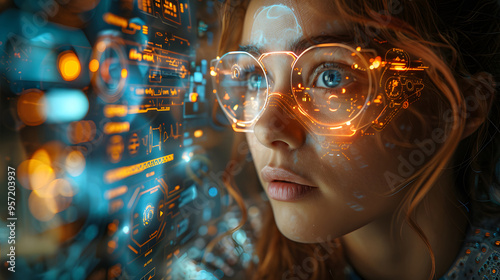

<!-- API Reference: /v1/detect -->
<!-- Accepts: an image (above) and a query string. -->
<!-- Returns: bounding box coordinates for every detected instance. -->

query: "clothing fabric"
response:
[440,217,500,280]
[346,217,500,280]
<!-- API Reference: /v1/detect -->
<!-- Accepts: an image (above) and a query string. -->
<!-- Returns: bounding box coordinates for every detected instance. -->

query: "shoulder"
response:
[440,216,500,280]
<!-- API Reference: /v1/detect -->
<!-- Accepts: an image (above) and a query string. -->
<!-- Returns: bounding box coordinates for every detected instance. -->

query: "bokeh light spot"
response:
[89,59,99,72]
[18,159,55,190]
[17,89,47,126]
[58,51,81,81]
[65,150,86,177]
[29,192,55,221]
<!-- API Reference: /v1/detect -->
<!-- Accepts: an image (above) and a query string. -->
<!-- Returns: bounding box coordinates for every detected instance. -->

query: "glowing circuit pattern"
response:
[212,44,426,138]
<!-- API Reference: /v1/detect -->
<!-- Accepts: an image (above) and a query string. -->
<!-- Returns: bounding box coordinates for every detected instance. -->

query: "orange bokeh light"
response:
[17,159,55,191]
[58,51,81,81]
[89,59,100,72]
[121,68,128,78]
[28,192,55,221]
[68,120,96,144]
[17,89,47,126]
[189,92,198,102]
[65,150,86,177]
[194,129,203,138]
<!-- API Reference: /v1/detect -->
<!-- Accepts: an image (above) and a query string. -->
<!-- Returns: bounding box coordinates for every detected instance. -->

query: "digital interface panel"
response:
[0,1,260,279]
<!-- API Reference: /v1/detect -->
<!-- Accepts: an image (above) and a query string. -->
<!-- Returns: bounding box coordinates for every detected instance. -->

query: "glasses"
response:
[211,43,426,136]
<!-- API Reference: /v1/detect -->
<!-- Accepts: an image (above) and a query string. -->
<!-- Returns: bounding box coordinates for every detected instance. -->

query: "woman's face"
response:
[241,0,443,242]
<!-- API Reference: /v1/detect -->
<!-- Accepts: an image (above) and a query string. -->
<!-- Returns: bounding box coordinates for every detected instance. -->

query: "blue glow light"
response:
[202,208,211,221]
[45,89,89,123]
[84,225,98,241]
[232,230,247,245]
[198,225,208,236]
[179,185,197,207]
[214,269,224,279]
[241,253,251,263]
[208,187,218,197]
[122,226,130,234]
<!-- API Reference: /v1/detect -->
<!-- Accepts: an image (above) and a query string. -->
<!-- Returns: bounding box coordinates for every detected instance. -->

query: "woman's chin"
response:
[272,206,332,243]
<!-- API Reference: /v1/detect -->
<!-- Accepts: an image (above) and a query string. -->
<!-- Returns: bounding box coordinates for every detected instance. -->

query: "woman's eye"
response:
[316,69,342,88]
[247,74,263,91]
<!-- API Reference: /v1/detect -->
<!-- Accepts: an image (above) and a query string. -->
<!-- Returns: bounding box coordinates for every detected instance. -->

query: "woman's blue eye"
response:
[247,74,263,91]
[318,69,342,88]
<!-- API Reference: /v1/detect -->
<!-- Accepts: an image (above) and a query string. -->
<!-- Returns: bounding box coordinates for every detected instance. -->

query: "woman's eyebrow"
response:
[289,34,357,54]
[238,34,356,55]
[238,45,263,55]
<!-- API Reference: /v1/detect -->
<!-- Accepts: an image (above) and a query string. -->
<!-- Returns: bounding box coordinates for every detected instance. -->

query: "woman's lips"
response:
[261,166,317,201]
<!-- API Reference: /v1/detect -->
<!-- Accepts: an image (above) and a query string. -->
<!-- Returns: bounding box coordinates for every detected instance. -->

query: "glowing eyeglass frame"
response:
[211,43,426,137]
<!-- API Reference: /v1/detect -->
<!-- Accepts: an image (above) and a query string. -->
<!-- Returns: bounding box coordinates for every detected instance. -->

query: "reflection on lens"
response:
[214,52,267,126]
[292,44,372,126]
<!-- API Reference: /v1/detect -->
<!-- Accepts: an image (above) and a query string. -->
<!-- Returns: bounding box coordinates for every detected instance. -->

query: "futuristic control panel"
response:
[0,1,256,279]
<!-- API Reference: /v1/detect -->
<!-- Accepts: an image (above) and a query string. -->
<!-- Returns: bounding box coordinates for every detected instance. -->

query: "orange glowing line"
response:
[391,66,407,71]
[297,106,308,117]
[128,245,138,254]
[103,13,128,28]
[329,126,343,130]
[103,122,130,134]
[104,154,174,183]
[259,51,297,66]
[104,185,128,200]
[104,105,128,118]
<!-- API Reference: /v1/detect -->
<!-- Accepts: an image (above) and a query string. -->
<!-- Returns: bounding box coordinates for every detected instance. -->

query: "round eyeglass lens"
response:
[214,52,267,124]
[291,45,373,126]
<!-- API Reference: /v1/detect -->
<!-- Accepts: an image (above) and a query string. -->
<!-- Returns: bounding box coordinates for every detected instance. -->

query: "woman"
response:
[211,0,500,279]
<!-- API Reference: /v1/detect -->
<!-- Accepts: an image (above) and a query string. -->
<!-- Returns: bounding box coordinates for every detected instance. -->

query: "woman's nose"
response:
[253,54,306,150]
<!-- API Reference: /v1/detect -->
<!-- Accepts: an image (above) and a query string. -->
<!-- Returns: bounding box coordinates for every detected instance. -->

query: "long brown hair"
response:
[214,0,500,279]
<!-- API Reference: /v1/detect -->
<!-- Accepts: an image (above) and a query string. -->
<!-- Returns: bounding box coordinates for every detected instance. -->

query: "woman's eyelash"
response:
[315,62,342,71]
[311,63,345,80]
[241,64,256,72]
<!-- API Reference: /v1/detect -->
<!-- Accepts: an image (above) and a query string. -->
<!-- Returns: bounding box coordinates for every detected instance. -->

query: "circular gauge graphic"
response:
[90,35,128,103]
[142,204,155,227]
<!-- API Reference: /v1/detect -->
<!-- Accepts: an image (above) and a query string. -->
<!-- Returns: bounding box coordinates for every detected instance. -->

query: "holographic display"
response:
[0,1,255,279]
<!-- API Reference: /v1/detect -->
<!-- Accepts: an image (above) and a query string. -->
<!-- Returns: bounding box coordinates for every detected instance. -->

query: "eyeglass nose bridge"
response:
[258,51,298,64]
[257,51,298,97]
